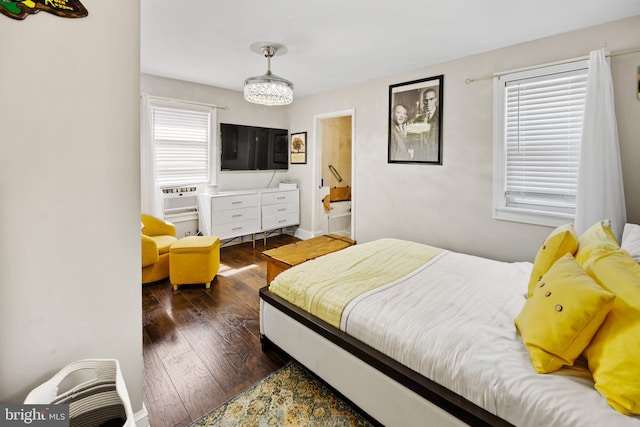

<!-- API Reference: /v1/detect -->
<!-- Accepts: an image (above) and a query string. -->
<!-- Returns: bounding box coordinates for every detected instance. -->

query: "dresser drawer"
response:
[262,212,299,230]
[212,219,260,239]
[262,202,298,218]
[212,206,259,226]
[211,193,259,211]
[261,190,298,206]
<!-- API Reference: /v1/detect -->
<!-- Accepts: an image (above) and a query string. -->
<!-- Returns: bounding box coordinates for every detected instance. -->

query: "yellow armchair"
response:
[141,214,178,284]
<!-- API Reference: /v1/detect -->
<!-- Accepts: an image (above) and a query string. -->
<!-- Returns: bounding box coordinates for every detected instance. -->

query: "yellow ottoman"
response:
[169,236,220,291]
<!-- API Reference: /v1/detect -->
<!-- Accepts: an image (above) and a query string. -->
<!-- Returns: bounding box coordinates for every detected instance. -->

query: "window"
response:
[493,60,588,227]
[150,99,215,187]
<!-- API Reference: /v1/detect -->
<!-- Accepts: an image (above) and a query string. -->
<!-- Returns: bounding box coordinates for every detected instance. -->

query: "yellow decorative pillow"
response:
[515,254,615,374]
[584,248,640,303]
[583,249,640,415]
[574,220,619,266]
[527,224,579,297]
[621,223,640,263]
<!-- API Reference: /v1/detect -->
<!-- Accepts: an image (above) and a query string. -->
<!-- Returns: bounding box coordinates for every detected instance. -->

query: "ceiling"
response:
[140,1,640,100]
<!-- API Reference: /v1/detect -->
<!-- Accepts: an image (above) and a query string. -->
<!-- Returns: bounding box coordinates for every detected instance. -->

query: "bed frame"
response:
[259,286,514,427]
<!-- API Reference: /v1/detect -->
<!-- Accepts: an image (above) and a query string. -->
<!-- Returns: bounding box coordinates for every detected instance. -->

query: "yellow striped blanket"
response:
[268,238,442,328]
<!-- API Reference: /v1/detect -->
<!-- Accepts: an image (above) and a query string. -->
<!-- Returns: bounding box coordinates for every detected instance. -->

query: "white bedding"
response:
[340,250,640,427]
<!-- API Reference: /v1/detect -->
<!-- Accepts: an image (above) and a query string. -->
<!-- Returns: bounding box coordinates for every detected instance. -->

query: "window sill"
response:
[493,207,574,228]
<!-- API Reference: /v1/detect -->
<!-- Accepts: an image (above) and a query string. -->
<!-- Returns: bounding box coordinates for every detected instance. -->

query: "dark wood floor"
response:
[142,234,298,427]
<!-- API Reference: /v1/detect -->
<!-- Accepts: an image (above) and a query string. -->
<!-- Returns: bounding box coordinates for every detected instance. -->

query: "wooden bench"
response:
[262,234,356,284]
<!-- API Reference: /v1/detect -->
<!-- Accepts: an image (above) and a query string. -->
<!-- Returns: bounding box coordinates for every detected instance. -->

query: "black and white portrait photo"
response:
[388,75,443,164]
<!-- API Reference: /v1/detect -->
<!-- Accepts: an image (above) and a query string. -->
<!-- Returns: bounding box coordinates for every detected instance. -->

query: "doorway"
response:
[313,110,355,240]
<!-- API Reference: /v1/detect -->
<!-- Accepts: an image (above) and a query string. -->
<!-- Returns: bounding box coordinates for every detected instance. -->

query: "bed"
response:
[259,222,640,427]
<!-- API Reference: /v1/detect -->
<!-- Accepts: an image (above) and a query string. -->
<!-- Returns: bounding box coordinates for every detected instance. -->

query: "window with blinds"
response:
[493,60,588,226]
[151,101,213,187]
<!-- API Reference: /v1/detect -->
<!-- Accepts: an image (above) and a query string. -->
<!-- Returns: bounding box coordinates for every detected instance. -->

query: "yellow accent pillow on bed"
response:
[527,224,579,297]
[516,254,615,374]
[583,249,640,415]
[574,220,619,266]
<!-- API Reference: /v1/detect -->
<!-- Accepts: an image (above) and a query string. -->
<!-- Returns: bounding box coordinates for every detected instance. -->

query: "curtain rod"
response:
[465,47,640,84]
[144,94,229,110]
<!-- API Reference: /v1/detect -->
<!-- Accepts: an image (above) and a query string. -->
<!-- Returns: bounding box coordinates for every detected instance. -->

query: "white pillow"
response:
[621,223,640,264]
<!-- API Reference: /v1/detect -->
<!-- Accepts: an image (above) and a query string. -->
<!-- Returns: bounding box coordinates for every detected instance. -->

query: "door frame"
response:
[311,109,356,240]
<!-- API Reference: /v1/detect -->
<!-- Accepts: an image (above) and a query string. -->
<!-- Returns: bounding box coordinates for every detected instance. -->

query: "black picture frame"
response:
[388,75,443,164]
[290,131,307,164]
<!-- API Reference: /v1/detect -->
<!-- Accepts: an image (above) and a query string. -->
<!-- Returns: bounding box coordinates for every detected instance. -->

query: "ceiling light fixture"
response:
[244,43,293,106]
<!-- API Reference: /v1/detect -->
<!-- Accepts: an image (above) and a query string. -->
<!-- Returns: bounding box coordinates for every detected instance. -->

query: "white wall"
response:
[288,16,640,262]
[0,0,144,416]
[141,74,293,192]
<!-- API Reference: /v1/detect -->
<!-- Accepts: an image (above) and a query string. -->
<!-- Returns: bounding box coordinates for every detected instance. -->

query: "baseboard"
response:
[294,228,315,240]
[295,228,352,241]
[134,403,150,427]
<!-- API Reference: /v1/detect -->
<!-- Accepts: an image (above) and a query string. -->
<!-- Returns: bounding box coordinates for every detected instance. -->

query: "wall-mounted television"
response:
[220,123,289,171]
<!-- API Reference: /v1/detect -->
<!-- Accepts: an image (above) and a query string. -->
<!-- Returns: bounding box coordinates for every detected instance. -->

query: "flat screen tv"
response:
[220,123,289,171]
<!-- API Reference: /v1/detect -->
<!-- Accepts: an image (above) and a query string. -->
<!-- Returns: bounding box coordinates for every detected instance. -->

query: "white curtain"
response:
[575,48,626,241]
[140,93,163,218]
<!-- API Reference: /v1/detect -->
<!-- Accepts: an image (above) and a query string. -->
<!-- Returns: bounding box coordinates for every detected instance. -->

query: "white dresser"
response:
[198,188,299,245]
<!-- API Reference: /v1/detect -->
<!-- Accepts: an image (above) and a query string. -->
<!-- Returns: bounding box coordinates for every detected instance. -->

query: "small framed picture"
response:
[290,131,307,164]
[388,75,443,165]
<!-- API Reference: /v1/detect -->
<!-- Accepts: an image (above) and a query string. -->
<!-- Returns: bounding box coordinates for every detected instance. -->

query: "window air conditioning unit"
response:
[162,186,198,214]
[161,186,198,237]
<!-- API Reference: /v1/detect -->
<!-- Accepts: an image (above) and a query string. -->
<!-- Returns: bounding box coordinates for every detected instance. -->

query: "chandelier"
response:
[244,44,293,106]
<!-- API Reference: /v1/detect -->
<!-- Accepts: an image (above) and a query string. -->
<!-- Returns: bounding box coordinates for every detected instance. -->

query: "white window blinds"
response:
[151,103,212,186]
[494,61,588,225]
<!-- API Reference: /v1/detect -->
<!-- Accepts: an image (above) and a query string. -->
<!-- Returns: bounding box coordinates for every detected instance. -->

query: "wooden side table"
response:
[262,234,356,284]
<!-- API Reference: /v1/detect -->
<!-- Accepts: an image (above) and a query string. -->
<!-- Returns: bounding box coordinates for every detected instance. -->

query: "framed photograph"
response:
[290,131,307,164]
[388,75,443,164]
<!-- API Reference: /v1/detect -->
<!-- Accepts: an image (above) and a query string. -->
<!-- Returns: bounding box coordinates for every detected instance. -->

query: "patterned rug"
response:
[190,362,374,426]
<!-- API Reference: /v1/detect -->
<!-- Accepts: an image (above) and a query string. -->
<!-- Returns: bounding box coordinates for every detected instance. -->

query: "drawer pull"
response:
[232,227,243,230]
[232,214,243,218]
[232,201,243,205]
[277,196,286,200]
[278,208,286,212]
[278,220,287,223]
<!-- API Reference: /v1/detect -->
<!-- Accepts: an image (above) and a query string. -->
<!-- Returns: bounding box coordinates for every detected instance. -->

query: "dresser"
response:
[198,188,299,246]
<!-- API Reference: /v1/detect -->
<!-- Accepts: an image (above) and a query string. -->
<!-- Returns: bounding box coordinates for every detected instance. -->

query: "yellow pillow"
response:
[574,220,619,266]
[527,224,579,297]
[515,254,615,374]
[583,249,640,415]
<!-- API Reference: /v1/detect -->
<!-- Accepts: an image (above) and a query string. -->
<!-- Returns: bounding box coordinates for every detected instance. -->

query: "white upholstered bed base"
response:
[260,299,470,427]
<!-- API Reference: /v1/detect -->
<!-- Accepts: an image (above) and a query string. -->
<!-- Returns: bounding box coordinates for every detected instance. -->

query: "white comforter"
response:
[340,250,640,427]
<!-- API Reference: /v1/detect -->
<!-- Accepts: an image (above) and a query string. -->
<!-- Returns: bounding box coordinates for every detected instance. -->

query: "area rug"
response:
[190,362,374,426]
